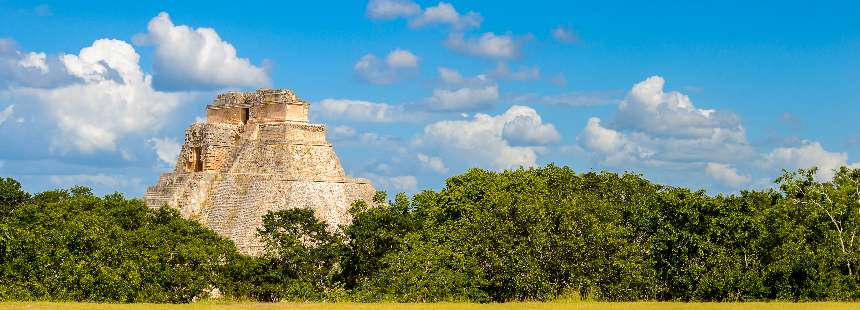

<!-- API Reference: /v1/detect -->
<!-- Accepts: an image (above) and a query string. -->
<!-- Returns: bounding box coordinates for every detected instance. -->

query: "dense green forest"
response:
[1,165,859,303]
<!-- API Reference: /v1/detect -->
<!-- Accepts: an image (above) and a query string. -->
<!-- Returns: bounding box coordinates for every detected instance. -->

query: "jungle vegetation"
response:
[1,165,859,303]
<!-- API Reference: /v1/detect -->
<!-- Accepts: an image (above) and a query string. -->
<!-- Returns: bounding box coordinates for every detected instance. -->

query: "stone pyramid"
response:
[144,89,375,255]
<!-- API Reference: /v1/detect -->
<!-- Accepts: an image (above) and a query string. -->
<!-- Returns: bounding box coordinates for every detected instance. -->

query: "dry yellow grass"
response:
[1,302,859,310]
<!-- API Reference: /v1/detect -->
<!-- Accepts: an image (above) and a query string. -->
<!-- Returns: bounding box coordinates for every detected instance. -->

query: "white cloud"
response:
[705,162,751,187]
[0,104,13,125]
[354,49,419,84]
[617,76,744,139]
[578,117,651,166]
[425,84,498,111]
[409,2,482,29]
[0,39,72,88]
[149,137,181,165]
[18,52,48,73]
[386,48,419,68]
[366,0,420,19]
[579,118,627,155]
[353,54,392,84]
[445,32,526,60]
[367,1,481,31]
[416,105,556,170]
[417,153,448,174]
[328,125,357,140]
[134,12,269,90]
[502,113,561,146]
[490,62,539,81]
[24,39,185,152]
[761,140,860,181]
[436,67,494,88]
[552,25,579,43]
[438,67,463,84]
[578,76,754,167]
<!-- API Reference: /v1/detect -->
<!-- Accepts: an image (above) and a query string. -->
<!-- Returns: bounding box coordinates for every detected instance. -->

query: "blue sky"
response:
[1,0,859,196]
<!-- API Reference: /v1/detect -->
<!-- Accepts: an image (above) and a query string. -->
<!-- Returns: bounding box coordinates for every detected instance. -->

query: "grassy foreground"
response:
[1,302,859,310]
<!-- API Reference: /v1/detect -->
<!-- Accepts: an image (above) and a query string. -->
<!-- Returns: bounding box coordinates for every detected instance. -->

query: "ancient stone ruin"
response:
[144,89,375,255]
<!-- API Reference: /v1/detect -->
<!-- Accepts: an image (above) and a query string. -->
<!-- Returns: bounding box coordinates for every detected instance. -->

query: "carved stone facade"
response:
[144,89,375,255]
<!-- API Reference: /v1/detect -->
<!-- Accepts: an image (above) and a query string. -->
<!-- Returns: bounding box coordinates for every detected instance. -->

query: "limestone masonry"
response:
[144,89,375,255]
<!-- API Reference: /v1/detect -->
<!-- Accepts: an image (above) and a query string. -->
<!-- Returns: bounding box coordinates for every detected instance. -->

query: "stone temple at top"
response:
[144,89,375,255]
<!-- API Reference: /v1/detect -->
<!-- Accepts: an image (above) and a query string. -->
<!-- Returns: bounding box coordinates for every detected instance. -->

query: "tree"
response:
[0,178,29,218]
[778,167,860,277]
[250,208,346,301]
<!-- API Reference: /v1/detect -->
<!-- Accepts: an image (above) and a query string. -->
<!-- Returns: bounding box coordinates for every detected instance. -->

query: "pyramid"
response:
[144,89,375,255]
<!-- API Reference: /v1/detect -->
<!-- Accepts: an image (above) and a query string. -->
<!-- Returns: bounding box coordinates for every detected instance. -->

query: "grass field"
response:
[2,302,859,310]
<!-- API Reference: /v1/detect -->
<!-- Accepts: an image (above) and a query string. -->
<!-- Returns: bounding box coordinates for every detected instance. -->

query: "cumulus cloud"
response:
[23,39,186,152]
[502,113,561,146]
[425,84,498,111]
[416,105,558,170]
[366,0,420,19]
[705,162,751,188]
[0,105,12,126]
[578,117,651,166]
[149,137,181,165]
[409,2,482,29]
[552,25,579,43]
[761,140,860,181]
[445,32,527,60]
[578,76,754,167]
[134,12,269,90]
[417,153,448,174]
[616,76,745,139]
[354,48,419,84]
[572,75,860,191]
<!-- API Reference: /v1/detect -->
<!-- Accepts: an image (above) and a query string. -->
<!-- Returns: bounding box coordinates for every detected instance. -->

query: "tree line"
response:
[1,164,859,302]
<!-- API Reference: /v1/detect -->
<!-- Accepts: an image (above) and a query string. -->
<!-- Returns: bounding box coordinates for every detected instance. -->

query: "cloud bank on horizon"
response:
[0,1,858,195]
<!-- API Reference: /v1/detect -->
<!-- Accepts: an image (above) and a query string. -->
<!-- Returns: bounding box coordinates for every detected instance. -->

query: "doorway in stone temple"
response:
[241,107,249,125]
[193,147,203,172]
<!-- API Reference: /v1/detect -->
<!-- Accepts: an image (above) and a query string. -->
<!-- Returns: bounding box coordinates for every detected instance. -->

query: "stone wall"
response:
[258,123,327,144]
[207,107,245,125]
[176,123,240,173]
[251,103,309,123]
[207,88,308,125]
